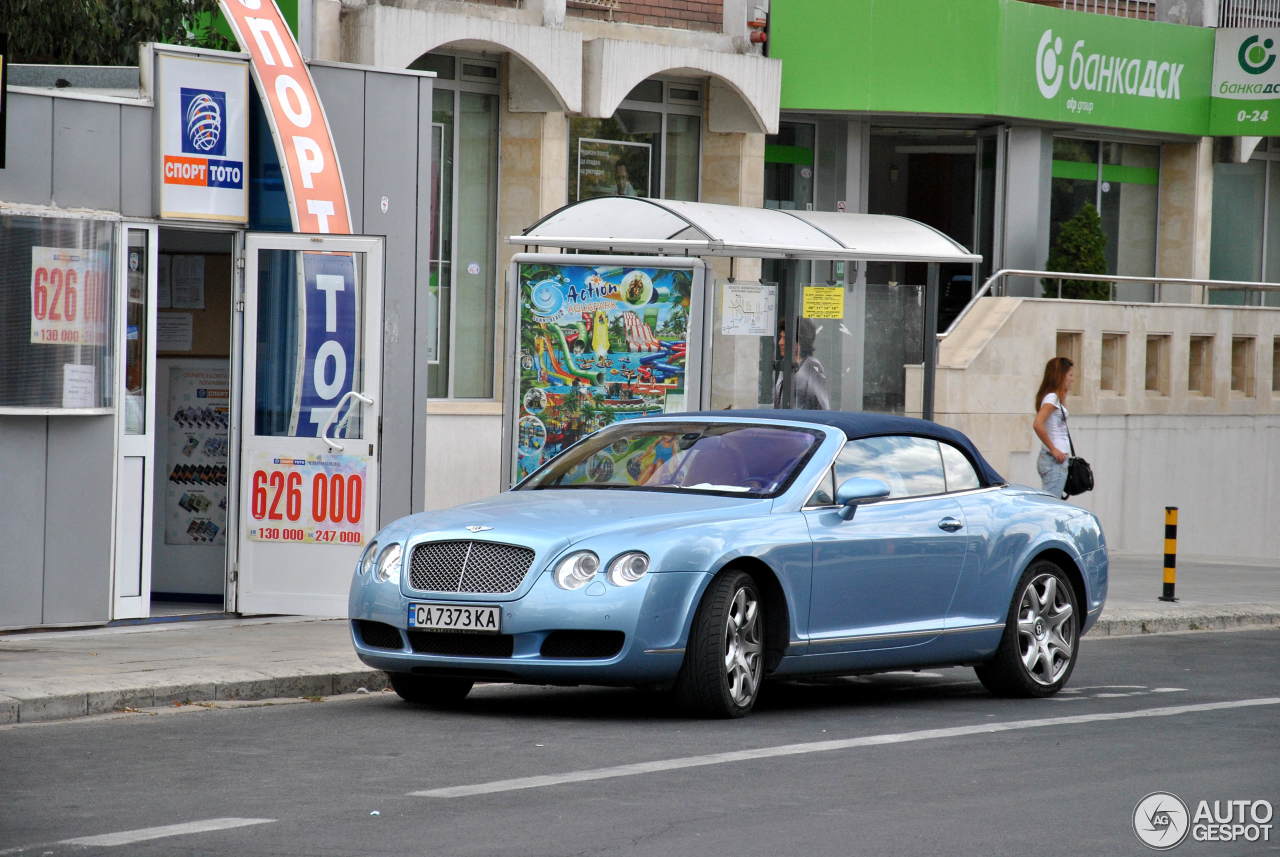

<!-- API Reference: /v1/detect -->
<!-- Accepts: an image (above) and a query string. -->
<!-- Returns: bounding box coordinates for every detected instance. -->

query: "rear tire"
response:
[388,673,474,707]
[975,561,1080,698]
[674,570,765,718]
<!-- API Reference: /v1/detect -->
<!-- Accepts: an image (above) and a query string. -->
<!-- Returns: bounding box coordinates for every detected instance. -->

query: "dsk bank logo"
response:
[1239,34,1277,75]
[1033,28,1185,104]
[1036,30,1065,98]
[181,88,226,156]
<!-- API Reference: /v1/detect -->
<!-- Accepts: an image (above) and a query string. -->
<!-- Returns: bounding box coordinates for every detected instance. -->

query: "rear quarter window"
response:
[940,442,981,492]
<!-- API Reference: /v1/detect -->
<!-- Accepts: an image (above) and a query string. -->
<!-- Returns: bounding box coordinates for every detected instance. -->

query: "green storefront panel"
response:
[773,0,1216,137]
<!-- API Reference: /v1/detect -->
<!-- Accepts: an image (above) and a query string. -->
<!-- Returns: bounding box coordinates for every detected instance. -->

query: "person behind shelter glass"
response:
[773,317,830,410]
[613,160,637,196]
[1032,356,1075,498]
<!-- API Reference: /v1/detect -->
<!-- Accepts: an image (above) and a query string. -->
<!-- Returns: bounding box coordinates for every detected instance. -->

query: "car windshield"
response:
[519,422,822,497]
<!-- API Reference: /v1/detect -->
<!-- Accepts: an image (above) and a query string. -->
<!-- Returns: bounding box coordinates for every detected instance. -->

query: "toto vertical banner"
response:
[1211,28,1280,135]
[156,51,249,222]
[290,252,360,437]
[218,0,352,234]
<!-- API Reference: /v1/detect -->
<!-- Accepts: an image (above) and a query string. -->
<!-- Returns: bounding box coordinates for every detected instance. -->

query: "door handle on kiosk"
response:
[320,390,374,452]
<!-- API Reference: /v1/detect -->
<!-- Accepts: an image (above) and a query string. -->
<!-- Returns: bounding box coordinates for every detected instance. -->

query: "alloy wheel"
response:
[1016,572,1076,686]
[723,585,763,706]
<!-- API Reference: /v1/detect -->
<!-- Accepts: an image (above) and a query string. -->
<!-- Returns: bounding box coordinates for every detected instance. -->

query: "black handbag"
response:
[1059,406,1094,497]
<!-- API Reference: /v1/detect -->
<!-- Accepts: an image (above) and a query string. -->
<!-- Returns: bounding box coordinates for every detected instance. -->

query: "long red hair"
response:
[1035,356,1073,411]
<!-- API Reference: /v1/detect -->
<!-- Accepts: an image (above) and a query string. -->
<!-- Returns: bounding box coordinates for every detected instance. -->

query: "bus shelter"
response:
[504,197,978,482]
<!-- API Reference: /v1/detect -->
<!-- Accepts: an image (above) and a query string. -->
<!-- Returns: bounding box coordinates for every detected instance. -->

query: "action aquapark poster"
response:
[513,260,695,482]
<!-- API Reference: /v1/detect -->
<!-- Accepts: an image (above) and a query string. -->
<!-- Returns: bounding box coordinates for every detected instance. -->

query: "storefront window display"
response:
[1211,139,1280,306]
[412,52,500,399]
[568,79,701,203]
[0,213,117,411]
[1049,137,1160,293]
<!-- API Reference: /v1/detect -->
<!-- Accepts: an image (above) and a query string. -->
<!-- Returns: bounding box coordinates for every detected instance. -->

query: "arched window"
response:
[568,78,702,203]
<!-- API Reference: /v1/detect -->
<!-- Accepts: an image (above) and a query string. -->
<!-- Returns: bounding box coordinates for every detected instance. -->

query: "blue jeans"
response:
[1038,448,1068,498]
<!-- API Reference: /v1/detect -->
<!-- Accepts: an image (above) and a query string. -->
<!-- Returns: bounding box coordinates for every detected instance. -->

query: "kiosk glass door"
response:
[237,234,384,616]
[113,224,158,619]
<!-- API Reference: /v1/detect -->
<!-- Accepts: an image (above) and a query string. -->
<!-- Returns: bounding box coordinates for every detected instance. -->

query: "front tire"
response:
[674,570,765,718]
[388,673,474,707]
[975,561,1080,697]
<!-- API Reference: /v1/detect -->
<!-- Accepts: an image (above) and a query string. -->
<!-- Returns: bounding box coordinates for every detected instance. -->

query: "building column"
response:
[312,0,342,62]
[702,129,769,409]
[1001,125,1053,297]
[496,74,569,393]
[1156,138,1214,303]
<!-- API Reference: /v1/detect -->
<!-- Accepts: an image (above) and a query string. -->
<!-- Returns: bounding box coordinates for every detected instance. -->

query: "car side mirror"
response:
[835,477,890,520]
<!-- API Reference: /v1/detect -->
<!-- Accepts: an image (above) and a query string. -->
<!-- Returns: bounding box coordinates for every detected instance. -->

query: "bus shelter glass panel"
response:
[254,249,367,439]
[706,265,925,416]
[860,282,925,416]
[794,278,924,416]
[707,278,779,410]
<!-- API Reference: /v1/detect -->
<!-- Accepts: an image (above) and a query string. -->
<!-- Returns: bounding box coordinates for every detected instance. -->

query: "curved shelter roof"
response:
[511,197,980,263]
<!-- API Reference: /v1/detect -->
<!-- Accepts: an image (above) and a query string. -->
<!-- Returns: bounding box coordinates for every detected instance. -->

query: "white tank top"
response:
[1040,392,1070,454]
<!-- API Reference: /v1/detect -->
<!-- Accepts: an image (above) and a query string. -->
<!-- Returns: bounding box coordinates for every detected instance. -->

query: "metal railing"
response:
[1220,0,1280,26]
[1055,0,1156,19]
[939,268,1280,340]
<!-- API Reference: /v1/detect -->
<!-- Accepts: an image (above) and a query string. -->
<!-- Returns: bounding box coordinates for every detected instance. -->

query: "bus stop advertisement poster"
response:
[514,261,693,482]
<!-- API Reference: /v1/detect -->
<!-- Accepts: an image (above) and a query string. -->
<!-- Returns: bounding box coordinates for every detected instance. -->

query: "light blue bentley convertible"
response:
[349,411,1108,717]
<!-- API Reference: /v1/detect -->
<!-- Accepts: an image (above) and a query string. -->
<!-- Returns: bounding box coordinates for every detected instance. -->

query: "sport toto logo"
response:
[163,87,244,190]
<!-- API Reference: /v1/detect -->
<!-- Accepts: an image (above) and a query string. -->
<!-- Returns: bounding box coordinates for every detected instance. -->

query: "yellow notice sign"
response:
[802,285,844,319]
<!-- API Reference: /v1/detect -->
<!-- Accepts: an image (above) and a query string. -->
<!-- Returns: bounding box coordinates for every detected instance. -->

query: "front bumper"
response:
[348,568,710,685]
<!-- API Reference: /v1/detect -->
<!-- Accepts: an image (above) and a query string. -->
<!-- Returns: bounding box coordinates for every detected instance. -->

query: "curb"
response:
[1091,611,1280,637]
[1,670,390,726]
[4,616,1278,726]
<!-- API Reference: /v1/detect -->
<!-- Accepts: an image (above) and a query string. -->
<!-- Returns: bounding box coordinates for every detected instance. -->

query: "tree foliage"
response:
[2,0,234,66]
[1044,202,1111,301]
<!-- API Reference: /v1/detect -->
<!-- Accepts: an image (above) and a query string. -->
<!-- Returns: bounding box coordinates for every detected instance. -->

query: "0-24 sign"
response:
[247,454,367,545]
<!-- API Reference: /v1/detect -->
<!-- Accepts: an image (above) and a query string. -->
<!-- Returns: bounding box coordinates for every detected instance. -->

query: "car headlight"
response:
[375,543,403,584]
[607,551,649,586]
[356,540,379,576]
[553,551,599,590]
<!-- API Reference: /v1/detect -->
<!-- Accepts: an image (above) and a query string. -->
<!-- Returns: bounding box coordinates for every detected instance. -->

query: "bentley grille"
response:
[409,540,536,594]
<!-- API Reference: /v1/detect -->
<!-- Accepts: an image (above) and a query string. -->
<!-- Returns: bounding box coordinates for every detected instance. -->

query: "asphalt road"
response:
[2,629,1277,857]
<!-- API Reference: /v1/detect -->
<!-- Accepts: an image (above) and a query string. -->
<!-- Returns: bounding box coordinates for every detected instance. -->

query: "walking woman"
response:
[1033,356,1075,498]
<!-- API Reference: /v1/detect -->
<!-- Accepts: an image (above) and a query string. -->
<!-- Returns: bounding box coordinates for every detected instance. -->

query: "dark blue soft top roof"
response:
[670,409,1005,487]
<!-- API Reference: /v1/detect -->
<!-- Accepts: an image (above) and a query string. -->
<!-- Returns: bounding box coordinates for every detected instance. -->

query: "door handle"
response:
[320,390,374,452]
[938,517,963,533]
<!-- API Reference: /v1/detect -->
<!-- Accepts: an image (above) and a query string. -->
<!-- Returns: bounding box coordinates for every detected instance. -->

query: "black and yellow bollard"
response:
[1159,506,1178,602]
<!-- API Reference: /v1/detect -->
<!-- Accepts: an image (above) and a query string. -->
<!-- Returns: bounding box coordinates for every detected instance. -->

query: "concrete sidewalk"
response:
[2,556,1277,725]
